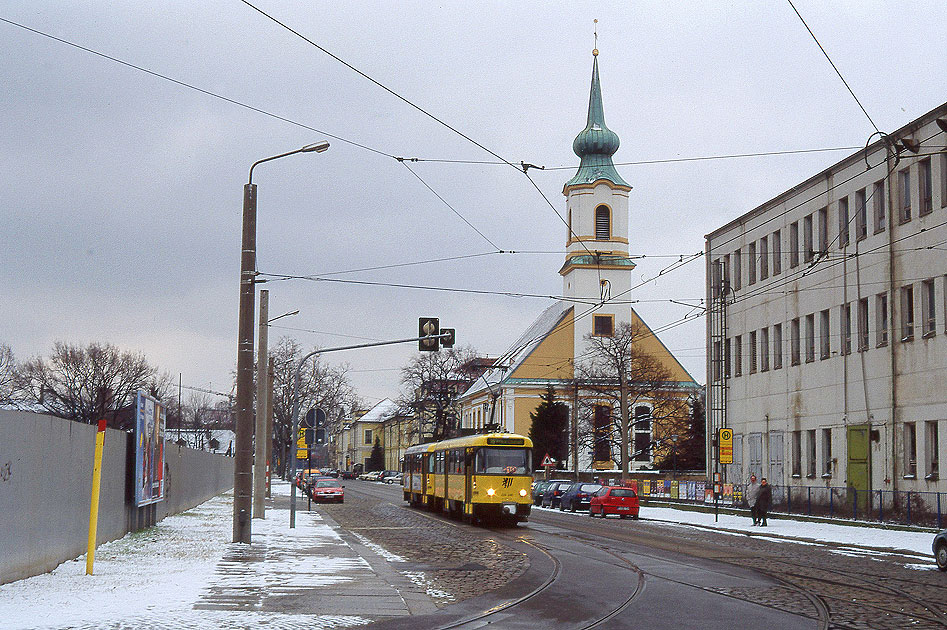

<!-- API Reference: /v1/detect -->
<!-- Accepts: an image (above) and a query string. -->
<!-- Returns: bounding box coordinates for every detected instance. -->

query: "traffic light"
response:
[315,428,326,445]
[440,328,455,348]
[419,317,439,352]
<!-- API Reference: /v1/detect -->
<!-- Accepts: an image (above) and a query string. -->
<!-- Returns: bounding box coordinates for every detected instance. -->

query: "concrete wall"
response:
[0,410,233,584]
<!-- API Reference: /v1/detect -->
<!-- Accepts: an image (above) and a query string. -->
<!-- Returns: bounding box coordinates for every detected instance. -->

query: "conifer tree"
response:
[368,437,385,472]
[528,384,569,467]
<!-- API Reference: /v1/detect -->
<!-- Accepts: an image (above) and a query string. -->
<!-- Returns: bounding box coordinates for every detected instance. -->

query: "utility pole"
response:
[619,365,630,483]
[572,379,579,482]
[265,357,274,498]
[253,289,269,519]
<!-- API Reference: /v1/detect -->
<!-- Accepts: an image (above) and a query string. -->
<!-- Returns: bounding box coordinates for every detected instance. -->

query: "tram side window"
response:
[427,454,435,474]
[474,448,532,474]
[434,451,444,474]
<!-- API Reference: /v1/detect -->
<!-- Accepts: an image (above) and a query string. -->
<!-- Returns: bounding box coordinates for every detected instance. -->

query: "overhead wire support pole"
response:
[289,332,453,527]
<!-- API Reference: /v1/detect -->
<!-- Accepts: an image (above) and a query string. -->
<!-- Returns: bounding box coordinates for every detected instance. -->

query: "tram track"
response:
[741,555,947,629]
[408,503,648,629]
[345,481,649,629]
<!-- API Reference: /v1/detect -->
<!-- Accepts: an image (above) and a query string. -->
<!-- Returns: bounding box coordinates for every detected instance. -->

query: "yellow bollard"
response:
[86,419,107,575]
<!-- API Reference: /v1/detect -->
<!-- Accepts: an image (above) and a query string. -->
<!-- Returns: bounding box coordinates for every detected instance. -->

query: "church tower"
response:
[561,48,635,354]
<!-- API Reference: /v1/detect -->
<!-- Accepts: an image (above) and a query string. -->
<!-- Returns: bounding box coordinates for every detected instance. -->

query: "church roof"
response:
[461,300,573,399]
[565,52,630,190]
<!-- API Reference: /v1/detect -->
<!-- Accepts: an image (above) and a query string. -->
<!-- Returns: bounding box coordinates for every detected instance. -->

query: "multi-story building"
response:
[706,103,947,511]
[338,399,396,472]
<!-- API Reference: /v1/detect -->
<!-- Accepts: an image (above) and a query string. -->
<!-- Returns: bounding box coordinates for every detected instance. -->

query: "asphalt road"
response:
[328,480,946,629]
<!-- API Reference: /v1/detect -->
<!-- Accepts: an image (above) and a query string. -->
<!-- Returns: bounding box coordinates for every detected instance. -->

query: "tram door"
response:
[464,448,475,510]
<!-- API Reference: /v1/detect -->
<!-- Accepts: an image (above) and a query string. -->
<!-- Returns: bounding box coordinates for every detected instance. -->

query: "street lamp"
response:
[234,141,329,544]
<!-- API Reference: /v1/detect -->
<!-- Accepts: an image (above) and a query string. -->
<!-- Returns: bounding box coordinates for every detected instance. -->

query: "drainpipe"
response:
[885,141,899,493]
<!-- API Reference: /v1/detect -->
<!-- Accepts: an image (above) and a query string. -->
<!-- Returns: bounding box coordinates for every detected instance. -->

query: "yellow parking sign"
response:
[718,428,733,464]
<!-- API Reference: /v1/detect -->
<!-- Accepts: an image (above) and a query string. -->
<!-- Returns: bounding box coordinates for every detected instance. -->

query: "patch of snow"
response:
[533,501,938,569]
[350,532,406,563]
[0,483,374,630]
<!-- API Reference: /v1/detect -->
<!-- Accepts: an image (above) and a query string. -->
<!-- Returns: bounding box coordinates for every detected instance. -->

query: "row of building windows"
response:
[711,277,947,380]
[789,428,834,478]
[734,422,942,483]
[711,154,947,292]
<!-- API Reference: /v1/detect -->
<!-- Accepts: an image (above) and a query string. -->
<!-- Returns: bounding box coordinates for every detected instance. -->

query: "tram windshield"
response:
[474,448,531,474]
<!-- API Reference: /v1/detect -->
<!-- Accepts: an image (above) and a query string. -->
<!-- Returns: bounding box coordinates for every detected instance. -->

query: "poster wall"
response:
[135,391,165,506]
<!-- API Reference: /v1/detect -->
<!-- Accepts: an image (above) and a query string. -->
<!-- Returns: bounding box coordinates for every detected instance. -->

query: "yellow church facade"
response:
[458,49,700,472]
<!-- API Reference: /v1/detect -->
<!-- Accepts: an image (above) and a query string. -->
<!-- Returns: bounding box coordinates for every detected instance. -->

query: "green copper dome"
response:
[565,54,630,189]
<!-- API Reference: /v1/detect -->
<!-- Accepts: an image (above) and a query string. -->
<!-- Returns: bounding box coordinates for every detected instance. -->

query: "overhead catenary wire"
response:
[786,0,880,134]
[399,161,502,251]
[0,17,397,160]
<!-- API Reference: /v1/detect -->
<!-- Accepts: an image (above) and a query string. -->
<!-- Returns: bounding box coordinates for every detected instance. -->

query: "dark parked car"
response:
[559,482,603,512]
[541,481,573,509]
[933,530,947,571]
[340,470,357,480]
[532,479,569,506]
[589,486,640,519]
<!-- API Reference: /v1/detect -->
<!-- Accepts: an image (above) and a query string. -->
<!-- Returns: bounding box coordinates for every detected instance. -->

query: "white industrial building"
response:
[705,102,947,516]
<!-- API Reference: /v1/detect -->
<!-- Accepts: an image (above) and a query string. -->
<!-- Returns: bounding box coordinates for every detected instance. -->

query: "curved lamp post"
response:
[234,141,329,544]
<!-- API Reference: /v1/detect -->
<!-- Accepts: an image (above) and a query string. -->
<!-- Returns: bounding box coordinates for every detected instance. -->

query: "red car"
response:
[309,478,345,503]
[589,486,639,519]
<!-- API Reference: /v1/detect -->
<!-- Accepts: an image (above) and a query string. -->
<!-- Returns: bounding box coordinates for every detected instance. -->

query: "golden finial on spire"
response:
[592,19,599,56]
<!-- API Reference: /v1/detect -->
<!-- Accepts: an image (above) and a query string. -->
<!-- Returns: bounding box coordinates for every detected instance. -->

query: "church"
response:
[457,48,700,472]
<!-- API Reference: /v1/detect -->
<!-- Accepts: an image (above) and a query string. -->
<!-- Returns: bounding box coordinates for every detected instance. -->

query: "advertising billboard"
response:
[135,390,165,506]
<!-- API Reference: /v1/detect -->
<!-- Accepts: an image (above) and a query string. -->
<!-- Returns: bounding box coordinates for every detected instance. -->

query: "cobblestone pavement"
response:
[318,484,529,607]
[319,483,947,628]
[529,506,947,630]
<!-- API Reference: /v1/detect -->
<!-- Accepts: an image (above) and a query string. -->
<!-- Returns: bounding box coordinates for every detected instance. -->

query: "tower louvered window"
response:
[595,205,610,240]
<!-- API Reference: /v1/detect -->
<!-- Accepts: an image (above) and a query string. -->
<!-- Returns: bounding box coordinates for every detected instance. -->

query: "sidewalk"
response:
[535,502,939,569]
[0,481,435,630]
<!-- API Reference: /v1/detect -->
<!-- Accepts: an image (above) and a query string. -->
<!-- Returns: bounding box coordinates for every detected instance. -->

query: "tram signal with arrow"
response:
[419,317,440,351]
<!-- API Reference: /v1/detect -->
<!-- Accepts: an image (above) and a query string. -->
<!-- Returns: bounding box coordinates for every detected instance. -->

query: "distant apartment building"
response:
[705,103,947,512]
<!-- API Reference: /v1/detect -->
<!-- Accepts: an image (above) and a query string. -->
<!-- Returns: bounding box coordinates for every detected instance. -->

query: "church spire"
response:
[565,45,630,190]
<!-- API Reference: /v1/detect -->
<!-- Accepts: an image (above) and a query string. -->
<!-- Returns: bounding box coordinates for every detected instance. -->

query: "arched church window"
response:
[633,406,652,462]
[595,205,610,240]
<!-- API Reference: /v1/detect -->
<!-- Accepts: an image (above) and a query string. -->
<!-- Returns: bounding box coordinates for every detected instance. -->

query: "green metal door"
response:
[847,425,871,517]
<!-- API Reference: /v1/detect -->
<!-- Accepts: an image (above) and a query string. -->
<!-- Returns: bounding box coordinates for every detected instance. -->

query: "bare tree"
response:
[576,321,685,481]
[19,341,161,426]
[268,337,360,476]
[0,343,19,407]
[398,345,479,442]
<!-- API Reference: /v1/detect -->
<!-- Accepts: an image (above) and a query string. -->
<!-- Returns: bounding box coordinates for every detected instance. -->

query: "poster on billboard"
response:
[135,390,165,506]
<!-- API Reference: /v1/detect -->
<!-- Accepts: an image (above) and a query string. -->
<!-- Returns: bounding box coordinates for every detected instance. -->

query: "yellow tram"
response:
[403,433,533,524]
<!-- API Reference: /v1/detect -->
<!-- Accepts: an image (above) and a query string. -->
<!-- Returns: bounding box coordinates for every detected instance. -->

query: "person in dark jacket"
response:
[757,478,773,526]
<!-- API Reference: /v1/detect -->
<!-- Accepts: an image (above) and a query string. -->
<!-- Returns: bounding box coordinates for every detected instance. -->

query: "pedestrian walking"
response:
[745,474,761,525]
[757,478,772,527]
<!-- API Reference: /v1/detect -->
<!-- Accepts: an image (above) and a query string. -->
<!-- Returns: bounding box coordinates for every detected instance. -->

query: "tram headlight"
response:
[519,489,528,497]
[487,488,495,496]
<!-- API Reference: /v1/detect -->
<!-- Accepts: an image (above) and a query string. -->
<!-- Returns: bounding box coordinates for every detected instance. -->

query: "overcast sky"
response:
[2,1,946,408]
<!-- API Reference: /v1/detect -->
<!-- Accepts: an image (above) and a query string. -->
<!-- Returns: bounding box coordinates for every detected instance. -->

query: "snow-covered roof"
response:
[462,300,573,399]
[357,398,400,424]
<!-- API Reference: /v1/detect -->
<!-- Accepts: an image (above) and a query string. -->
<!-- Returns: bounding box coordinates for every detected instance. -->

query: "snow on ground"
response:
[534,503,938,567]
[0,483,372,630]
